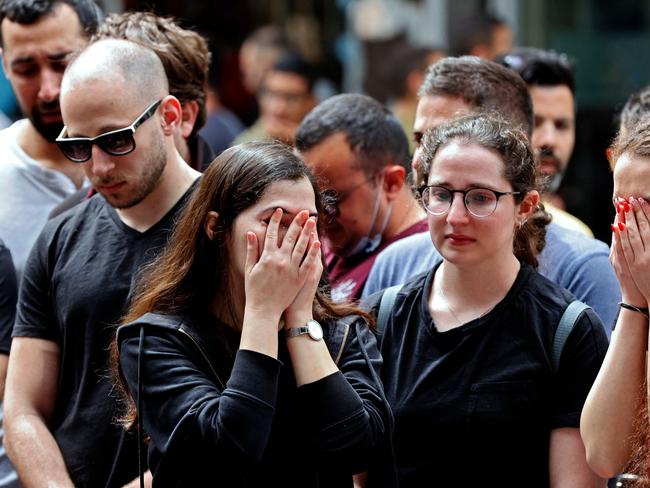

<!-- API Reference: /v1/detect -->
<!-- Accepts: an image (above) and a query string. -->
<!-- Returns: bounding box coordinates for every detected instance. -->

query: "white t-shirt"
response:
[0,120,81,282]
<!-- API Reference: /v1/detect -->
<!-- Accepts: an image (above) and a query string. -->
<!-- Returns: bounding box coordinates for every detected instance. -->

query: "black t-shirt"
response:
[0,239,17,354]
[366,263,608,488]
[13,186,196,488]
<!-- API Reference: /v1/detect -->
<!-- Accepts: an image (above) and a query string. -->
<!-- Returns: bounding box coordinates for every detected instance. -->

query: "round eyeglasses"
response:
[322,174,376,223]
[419,185,521,218]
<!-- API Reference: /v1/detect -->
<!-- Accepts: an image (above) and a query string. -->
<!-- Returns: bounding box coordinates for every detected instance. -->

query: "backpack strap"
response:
[376,284,402,341]
[552,300,590,373]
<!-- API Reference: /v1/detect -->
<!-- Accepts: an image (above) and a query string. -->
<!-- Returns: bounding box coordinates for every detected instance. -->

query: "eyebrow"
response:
[427,181,502,191]
[11,51,72,66]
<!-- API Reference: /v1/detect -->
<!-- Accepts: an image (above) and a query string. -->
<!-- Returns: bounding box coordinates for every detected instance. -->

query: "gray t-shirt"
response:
[0,120,81,281]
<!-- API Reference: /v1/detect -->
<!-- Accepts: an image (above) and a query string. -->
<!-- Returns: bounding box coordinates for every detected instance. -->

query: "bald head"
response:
[62,38,168,103]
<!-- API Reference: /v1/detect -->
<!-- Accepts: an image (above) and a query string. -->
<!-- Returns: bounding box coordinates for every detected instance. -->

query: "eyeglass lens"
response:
[60,129,136,162]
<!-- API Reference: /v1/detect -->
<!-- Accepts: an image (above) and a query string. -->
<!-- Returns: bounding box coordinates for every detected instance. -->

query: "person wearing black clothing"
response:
[112,141,390,487]
[5,39,201,487]
[0,240,17,361]
[0,239,17,487]
[366,114,608,487]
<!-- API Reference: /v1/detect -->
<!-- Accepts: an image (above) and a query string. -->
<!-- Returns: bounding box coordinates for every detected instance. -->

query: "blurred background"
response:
[3,0,649,244]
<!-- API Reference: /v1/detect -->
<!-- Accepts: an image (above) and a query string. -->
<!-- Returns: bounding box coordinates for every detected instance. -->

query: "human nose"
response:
[89,144,116,177]
[534,120,556,150]
[446,192,470,224]
[38,68,62,103]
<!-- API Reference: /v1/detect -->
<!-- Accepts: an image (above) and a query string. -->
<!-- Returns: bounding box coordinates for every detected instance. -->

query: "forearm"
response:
[550,427,605,488]
[5,412,73,488]
[580,310,647,478]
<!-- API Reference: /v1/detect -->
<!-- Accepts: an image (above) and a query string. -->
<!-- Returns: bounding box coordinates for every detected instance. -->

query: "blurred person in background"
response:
[239,25,291,97]
[385,44,446,154]
[296,93,426,303]
[498,47,593,237]
[199,57,245,156]
[452,14,513,60]
[0,0,102,281]
[234,52,318,145]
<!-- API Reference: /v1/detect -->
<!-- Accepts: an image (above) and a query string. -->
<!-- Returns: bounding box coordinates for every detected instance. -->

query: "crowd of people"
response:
[1,0,650,487]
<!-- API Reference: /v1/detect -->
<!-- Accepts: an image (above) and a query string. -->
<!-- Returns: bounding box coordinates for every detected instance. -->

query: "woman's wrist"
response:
[619,302,650,319]
[283,310,314,329]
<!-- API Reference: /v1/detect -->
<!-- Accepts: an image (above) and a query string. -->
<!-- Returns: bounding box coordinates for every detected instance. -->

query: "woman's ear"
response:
[204,211,220,240]
[517,190,540,221]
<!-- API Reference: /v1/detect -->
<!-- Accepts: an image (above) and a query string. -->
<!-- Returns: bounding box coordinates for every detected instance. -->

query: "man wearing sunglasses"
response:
[4,39,200,488]
[48,12,215,219]
[296,93,427,303]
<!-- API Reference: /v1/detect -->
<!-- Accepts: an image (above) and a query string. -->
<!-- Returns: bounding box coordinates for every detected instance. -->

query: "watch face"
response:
[307,320,324,341]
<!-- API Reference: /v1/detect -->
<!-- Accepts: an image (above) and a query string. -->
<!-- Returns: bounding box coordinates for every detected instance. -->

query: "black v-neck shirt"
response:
[14,182,197,488]
[366,263,608,487]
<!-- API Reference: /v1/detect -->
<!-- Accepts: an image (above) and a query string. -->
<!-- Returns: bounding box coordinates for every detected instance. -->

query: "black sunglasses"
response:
[55,99,162,163]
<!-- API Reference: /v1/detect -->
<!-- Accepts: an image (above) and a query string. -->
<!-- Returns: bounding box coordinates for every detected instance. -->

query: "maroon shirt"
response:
[326,219,428,303]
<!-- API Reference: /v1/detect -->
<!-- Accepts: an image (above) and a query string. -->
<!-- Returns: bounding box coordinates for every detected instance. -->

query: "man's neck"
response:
[18,120,86,188]
[384,192,426,239]
[116,151,201,233]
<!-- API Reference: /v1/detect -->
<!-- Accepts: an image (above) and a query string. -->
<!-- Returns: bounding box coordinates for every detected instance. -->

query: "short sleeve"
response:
[0,241,17,354]
[13,226,60,342]
[552,307,608,428]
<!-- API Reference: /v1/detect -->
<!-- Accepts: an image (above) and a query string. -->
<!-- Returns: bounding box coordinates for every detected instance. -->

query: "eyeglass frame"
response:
[322,173,378,223]
[55,99,163,163]
[418,184,521,218]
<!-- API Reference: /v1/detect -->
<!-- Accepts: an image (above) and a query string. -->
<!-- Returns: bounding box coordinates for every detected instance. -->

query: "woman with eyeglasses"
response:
[109,141,391,487]
[365,114,608,487]
[581,116,650,485]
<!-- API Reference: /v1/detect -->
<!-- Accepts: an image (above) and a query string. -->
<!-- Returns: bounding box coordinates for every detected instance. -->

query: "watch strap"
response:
[285,326,310,338]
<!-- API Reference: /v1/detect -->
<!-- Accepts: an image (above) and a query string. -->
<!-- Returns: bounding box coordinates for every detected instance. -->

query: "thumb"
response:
[245,232,259,275]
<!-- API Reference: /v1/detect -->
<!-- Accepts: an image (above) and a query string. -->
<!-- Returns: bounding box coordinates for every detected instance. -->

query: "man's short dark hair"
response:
[93,12,210,137]
[418,56,533,137]
[0,0,103,46]
[497,47,576,95]
[295,93,411,174]
[270,52,317,92]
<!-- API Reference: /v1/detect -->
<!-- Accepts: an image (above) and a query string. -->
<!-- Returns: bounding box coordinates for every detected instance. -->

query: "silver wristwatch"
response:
[285,319,323,341]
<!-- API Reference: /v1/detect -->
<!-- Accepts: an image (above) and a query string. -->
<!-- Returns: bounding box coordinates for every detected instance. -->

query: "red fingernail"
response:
[624,202,631,212]
[619,222,626,231]
[611,224,618,232]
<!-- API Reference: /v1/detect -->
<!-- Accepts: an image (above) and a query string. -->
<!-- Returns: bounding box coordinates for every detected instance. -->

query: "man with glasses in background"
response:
[235,52,317,145]
[295,93,426,302]
[4,38,200,488]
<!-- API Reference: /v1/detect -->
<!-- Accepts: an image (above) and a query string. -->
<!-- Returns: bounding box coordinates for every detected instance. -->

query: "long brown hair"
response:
[111,141,371,427]
[419,113,550,268]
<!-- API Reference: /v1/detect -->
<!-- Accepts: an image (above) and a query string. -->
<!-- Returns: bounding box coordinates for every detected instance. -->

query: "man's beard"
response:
[29,102,63,143]
[96,132,168,210]
[537,148,564,193]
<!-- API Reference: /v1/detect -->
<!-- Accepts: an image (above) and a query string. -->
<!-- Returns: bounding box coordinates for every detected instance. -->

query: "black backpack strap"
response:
[376,284,402,341]
[552,300,590,373]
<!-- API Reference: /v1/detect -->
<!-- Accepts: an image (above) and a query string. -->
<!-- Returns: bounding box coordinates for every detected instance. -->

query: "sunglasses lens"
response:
[98,129,135,155]
[58,140,91,162]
